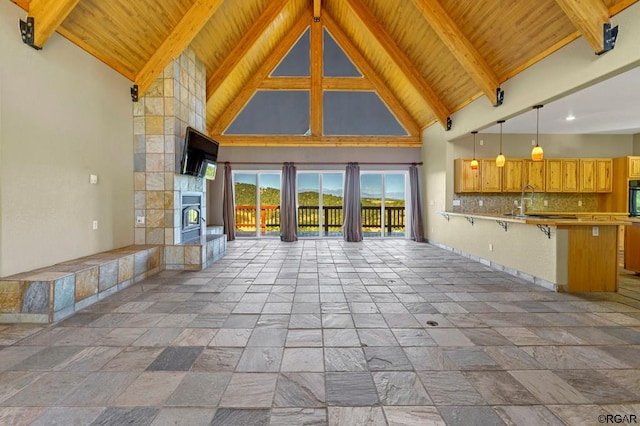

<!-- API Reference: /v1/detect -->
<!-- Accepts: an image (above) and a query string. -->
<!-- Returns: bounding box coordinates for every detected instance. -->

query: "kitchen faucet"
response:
[519,184,535,216]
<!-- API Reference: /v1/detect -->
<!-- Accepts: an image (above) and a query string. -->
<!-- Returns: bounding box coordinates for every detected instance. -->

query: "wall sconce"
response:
[470,131,479,170]
[531,104,544,161]
[496,120,505,167]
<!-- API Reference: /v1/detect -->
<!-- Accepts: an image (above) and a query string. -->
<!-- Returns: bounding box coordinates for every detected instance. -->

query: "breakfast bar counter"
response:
[437,212,629,293]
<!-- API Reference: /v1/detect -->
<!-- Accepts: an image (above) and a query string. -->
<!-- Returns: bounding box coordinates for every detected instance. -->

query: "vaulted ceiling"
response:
[11,0,638,147]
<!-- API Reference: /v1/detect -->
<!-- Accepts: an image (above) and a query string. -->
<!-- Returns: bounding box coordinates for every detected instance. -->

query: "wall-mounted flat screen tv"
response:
[181,127,219,180]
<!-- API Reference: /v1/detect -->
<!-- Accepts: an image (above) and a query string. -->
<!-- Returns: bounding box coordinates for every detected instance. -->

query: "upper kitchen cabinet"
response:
[562,159,579,192]
[545,159,563,192]
[629,157,640,178]
[503,159,525,192]
[525,160,545,191]
[454,159,481,193]
[579,159,612,193]
[595,159,613,193]
[481,159,502,192]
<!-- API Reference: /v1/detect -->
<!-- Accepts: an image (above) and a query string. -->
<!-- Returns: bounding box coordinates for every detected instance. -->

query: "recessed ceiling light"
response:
[566,114,576,121]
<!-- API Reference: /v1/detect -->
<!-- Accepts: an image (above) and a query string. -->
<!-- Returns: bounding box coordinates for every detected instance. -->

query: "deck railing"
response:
[235,205,405,234]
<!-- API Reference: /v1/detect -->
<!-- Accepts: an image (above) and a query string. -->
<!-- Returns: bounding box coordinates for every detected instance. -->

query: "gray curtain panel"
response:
[343,162,363,242]
[409,164,425,242]
[280,162,298,242]
[222,162,236,241]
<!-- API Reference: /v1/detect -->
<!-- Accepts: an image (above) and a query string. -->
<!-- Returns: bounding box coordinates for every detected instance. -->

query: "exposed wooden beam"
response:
[211,134,421,147]
[209,15,310,135]
[344,0,450,129]
[310,19,323,137]
[313,0,322,21]
[323,77,373,91]
[323,13,420,136]
[257,77,374,91]
[554,0,610,53]
[27,0,81,48]
[206,0,290,101]
[259,77,311,90]
[136,0,224,97]
[409,0,501,105]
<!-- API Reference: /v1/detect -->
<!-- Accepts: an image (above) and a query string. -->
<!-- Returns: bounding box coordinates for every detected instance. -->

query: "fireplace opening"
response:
[181,193,202,243]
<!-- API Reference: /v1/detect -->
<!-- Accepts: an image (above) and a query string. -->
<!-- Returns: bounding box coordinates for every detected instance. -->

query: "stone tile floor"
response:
[1,239,640,425]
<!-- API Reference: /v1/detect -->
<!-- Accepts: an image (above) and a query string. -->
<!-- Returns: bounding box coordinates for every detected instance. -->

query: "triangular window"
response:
[323,29,360,77]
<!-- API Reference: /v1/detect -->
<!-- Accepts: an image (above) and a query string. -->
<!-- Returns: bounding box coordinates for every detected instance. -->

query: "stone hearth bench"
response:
[0,245,163,324]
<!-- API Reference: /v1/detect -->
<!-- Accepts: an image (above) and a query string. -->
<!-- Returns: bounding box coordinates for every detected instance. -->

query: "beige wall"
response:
[207,146,421,225]
[423,1,640,258]
[0,2,134,276]
[634,133,640,154]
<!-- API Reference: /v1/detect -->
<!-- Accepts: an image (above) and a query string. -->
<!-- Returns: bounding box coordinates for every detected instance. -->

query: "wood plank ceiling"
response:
[11,0,638,147]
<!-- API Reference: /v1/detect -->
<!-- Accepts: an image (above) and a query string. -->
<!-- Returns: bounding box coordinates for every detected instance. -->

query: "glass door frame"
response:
[297,170,345,238]
[232,170,282,238]
[359,170,411,239]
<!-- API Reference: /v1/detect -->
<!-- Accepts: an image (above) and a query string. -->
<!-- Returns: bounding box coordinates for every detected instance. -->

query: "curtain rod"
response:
[221,161,423,166]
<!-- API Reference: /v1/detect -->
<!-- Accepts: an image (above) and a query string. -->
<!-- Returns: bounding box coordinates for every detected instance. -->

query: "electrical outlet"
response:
[543,200,548,207]
[92,220,98,230]
[479,200,483,207]
[136,216,145,225]
[479,139,484,146]
[592,226,599,237]
[578,200,583,207]
[489,243,494,251]
[453,199,461,206]
[90,174,98,184]
[531,139,536,146]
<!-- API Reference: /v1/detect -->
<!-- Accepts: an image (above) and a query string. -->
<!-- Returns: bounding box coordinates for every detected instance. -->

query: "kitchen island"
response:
[436,212,628,293]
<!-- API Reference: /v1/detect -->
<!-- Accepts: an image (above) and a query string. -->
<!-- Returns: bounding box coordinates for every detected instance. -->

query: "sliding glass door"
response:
[233,172,281,237]
[360,172,408,237]
[297,172,344,237]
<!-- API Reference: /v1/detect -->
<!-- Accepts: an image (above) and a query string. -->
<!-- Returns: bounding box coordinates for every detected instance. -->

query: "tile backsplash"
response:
[452,193,601,214]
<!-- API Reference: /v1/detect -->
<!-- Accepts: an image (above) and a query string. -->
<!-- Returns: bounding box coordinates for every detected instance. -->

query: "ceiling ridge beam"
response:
[553,0,613,54]
[322,13,420,136]
[209,14,311,135]
[135,0,224,97]
[24,0,81,48]
[409,0,502,106]
[343,0,450,129]
[213,134,421,147]
[206,0,291,101]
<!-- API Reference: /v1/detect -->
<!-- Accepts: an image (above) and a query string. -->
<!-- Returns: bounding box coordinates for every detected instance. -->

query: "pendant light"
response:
[531,104,544,161]
[470,131,479,170]
[495,120,505,167]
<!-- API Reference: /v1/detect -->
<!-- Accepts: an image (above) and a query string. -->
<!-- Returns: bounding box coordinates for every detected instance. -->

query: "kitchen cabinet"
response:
[625,221,640,273]
[454,159,481,193]
[545,159,563,192]
[629,157,640,178]
[503,159,525,192]
[596,159,612,192]
[481,159,502,192]
[579,159,596,192]
[525,160,545,191]
[562,159,579,192]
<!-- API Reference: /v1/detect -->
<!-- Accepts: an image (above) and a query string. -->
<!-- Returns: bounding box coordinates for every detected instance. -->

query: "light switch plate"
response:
[453,199,461,207]
[90,174,98,184]
[592,226,599,237]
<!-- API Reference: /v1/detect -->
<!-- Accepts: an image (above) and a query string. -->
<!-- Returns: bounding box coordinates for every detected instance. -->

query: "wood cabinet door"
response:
[481,159,502,192]
[596,159,612,192]
[454,159,481,192]
[563,159,579,192]
[629,157,640,178]
[525,160,545,191]
[503,159,524,192]
[545,159,562,192]
[579,159,596,192]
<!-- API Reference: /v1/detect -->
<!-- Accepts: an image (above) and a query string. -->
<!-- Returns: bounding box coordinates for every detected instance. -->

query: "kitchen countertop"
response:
[439,211,631,226]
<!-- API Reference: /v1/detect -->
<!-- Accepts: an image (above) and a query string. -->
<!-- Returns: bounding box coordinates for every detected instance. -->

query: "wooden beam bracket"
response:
[495,87,505,107]
[131,85,139,102]
[19,17,41,50]
[598,22,619,55]
[446,117,452,131]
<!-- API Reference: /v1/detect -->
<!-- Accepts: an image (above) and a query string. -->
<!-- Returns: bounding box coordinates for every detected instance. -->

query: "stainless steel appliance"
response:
[630,180,640,217]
